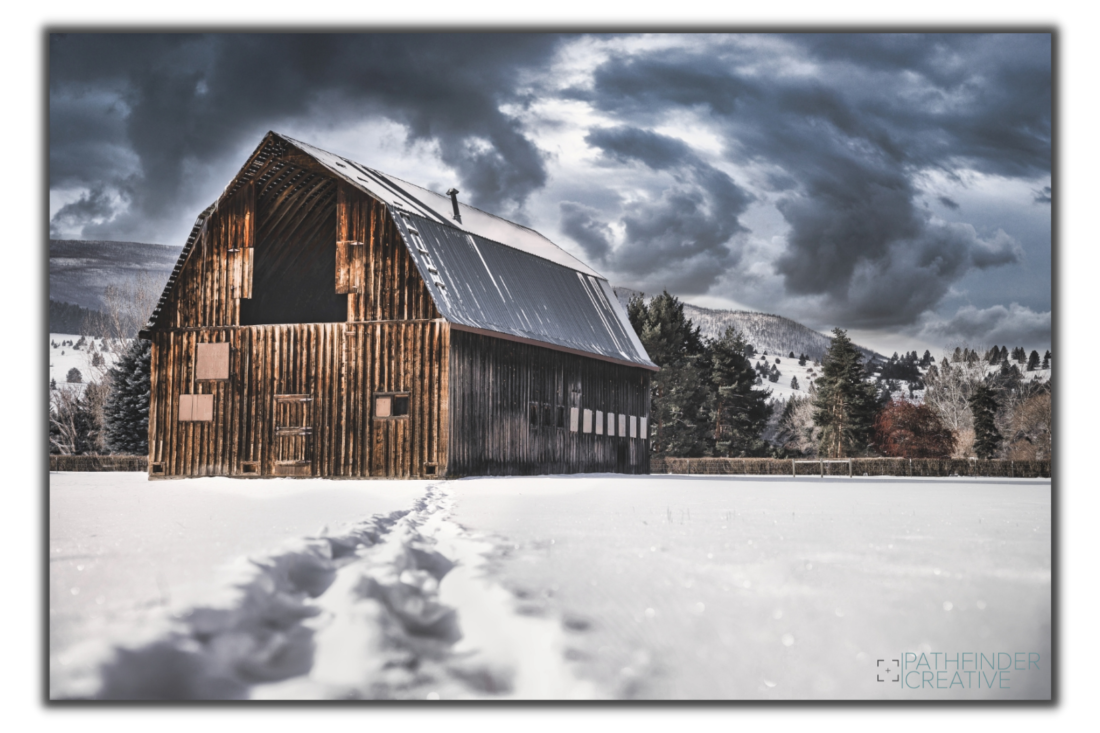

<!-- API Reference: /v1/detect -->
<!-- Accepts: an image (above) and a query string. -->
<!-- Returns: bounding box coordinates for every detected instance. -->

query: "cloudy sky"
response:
[48,33,1051,355]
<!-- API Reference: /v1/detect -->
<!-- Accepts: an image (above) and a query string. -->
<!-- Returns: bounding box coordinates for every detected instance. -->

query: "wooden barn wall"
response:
[147,321,449,479]
[338,185,439,323]
[447,330,651,476]
[158,183,255,329]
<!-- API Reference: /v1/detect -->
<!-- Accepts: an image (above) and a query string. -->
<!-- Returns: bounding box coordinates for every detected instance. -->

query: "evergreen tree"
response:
[1027,350,1040,371]
[50,378,57,390]
[628,292,708,456]
[102,339,152,455]
[66,367,82,384]
[969,384,1003,459]
[91,352,105,368]
[788,351,795,359]
[1042,350,1051,369]
[791,376,799,390]
[798,354,807,366]
[813,328,881,458]
[768,365,780,383]
[706,327,771,457]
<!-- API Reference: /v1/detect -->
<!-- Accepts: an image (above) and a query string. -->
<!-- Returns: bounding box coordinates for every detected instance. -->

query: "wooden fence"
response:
[650,456,1051,479]
[49,455,148,472]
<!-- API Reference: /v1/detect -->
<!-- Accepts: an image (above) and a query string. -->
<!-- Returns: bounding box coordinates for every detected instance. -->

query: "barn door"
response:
[273,394,313,476]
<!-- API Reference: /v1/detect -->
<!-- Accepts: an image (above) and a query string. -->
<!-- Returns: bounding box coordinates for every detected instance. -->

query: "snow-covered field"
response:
[49,472,1050,700]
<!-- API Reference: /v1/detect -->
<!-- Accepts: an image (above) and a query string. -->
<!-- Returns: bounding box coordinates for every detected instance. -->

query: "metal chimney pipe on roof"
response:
[446,188,462,223]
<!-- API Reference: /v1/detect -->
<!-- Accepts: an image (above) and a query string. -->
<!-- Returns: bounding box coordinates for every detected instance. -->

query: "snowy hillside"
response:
[49,333,125,393]
[49,239,180,313]
[613,287,879,363]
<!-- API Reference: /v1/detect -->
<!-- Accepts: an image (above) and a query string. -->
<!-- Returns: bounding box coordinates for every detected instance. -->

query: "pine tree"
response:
[969,384,1003,459]
[706,327,772,457]
[813,328,881,458]
[102,339,152,455]
[66,367,82,384]
[788,351,795,359]
[50,378,57,390]
[1027,350,1040,371]
[628,292,708,456]
[791,376,799,390]
[798,354,807,366]
[1042,350,1051,369]
[768,365,780,383]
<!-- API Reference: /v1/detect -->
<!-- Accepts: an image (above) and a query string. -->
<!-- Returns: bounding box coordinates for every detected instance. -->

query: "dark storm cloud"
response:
[560,126,752,294]
[49,33,563,241]
[571,34,1049,327]
[938,195,960,210]
[918,303,1051,349]
[49,186,122,239]
[1034,186,1052,204]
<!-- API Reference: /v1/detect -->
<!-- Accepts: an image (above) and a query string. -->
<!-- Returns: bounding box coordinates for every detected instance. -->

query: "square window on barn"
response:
[630,415,638,438]
[178,394,213,422]
[196,342,230,381]
[619,414,627,437]
[595,410,604,435]
[374,393,410,419]
[607,412,615,437]
[583,409,593,434]
[570,407,580,432]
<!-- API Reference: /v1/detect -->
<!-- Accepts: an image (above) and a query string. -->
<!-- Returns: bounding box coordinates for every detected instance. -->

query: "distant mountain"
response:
[49,239,181,313]
[614,287,881,363]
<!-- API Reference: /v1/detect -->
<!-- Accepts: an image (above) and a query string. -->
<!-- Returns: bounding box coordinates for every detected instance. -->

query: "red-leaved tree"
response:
[873,400,956,458]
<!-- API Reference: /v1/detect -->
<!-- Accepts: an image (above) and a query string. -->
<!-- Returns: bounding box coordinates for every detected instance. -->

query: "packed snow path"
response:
[50,473,1050,700]
[50,478,594,700]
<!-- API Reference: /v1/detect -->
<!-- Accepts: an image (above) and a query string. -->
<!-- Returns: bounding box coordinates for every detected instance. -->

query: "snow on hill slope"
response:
[613,287,879,363]
[49,239,181,312]
[49,334,124,393]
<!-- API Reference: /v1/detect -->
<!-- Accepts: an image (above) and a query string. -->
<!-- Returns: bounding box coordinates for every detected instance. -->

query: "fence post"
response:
[792,459,796,478]
[820,460,824,478]
[849,460,853,478]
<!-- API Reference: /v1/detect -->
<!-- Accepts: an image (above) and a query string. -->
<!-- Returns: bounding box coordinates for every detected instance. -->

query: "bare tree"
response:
[775,385,821,456]
[922,355,988,434]
[82,272,160,347]
[1005,390,1052,461]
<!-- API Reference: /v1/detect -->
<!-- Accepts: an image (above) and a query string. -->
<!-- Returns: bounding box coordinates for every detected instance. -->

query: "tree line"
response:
[629,292,1051,463]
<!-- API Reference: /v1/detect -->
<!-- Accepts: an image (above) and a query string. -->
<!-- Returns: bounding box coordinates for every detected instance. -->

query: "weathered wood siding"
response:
[338,185,439,323]
[157,183,256,329]
[447,330,651,476]
[148,321,449,478]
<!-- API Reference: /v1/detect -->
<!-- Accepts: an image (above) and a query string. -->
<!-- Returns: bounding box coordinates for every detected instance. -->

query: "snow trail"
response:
[52,483,597,700]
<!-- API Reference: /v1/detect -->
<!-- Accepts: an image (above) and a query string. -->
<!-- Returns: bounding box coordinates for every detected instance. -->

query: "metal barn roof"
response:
[392,211,654,369]
[281,135,601,278]
[145,133,655,370]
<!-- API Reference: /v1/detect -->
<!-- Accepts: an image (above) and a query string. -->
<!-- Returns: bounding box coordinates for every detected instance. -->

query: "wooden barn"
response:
[140,132,657,479]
